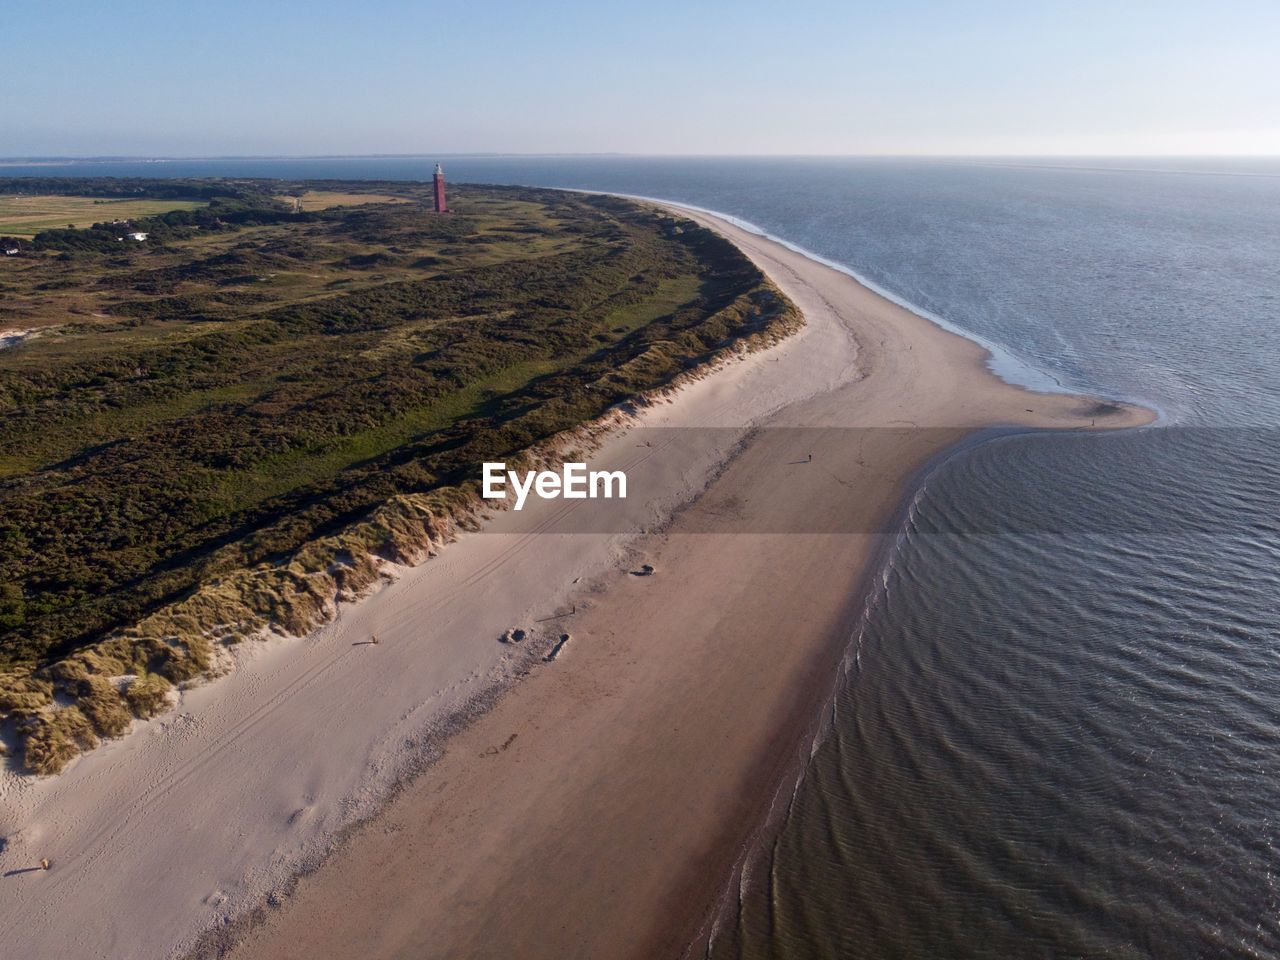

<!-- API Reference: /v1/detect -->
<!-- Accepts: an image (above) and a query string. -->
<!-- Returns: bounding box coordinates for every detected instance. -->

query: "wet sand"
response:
[222,205,1151,960]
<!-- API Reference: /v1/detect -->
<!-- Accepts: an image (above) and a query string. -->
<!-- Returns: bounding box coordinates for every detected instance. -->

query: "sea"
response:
[6,155,1279,959]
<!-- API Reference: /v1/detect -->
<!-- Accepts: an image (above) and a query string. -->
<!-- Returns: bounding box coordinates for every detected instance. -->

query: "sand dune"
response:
[0,204,1150,960]
[0,327,38,350]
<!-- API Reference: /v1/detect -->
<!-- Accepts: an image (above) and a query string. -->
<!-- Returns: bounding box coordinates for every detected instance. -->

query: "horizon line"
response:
[3,152,1280,163]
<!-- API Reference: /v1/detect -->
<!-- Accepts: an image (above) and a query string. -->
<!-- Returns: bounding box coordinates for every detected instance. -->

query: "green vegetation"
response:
[0,177,800,773]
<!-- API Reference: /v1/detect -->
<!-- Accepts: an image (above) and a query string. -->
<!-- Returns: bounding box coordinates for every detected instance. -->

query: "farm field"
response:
[0,194,207,237]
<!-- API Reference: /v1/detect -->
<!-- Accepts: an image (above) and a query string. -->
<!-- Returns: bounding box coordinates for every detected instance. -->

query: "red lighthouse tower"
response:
[432,163,448,213]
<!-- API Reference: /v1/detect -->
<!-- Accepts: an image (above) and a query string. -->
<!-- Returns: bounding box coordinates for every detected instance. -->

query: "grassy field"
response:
[0,195,207,237]
[280,189,414,211]
[0,177,800,773]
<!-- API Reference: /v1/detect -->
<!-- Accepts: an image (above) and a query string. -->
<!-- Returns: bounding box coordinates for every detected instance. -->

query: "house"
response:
[3,244,19,256]
[125,232,149,242]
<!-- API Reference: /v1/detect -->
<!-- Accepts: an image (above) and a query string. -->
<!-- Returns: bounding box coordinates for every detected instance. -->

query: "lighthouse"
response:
[432,163,448,213]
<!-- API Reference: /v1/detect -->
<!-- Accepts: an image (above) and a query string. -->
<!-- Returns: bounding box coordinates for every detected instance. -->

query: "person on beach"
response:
[40,858,50,871]
[808,453,813,462]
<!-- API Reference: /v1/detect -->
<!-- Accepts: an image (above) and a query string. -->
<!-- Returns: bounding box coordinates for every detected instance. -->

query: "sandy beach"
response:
[0,204,1150,960]
[218,206,1149,959]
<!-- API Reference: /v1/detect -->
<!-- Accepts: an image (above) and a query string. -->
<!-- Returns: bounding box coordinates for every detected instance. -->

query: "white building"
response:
[125,232,148,242]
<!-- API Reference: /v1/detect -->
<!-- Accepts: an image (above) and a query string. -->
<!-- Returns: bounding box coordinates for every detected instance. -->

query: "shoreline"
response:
[0,198,1154,960]
[0,201,855,959]
[684,417,1099,955]
[213,204,1152,959]
[593,192,1160,415]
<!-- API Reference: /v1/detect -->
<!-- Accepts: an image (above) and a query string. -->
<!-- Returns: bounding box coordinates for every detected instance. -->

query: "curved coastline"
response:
[630,203,1160,958]
[603,193,1078,393]
[597,191,1163,422]
[218,202,1153,960]
[0,196,859,960]
[0,193,1155,960]
[688,418,1119,956]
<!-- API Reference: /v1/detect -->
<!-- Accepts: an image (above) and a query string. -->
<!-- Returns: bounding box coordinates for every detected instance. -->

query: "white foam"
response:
[592,191,1076,395]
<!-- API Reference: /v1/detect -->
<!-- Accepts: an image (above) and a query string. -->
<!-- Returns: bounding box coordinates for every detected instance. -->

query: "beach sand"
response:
[0,204,1150,960]
[214,207,1151,960]
[0,202,857,959]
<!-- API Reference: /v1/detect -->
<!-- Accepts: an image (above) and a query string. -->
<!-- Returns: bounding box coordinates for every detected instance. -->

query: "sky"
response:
[3,0,1278,157]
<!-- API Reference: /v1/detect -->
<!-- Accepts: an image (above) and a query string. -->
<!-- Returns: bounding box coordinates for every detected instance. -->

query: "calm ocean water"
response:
[8,156,1280,958]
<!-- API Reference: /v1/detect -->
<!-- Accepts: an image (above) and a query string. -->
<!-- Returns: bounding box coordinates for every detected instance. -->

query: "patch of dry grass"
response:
[76,676,134,738]
[124,673,172,718]
[0,670,54,713]
[279,190,413,212]
[19,707,98,775]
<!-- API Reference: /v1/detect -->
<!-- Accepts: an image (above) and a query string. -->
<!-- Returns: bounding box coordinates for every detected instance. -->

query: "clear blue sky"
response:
[4,0,1278,157]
